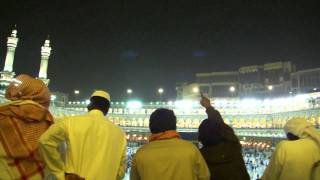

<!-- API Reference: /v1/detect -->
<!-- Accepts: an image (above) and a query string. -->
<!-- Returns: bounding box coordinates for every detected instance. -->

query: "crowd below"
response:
[0,74,319,180]
[243,148,272,180]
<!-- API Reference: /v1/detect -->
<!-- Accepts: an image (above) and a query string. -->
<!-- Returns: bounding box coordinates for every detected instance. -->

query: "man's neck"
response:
[89,109,106,116]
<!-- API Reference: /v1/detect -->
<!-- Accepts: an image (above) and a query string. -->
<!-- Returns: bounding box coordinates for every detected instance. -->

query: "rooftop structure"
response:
[177,61,320,99]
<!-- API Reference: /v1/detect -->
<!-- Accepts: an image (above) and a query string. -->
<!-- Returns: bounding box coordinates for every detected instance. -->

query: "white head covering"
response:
[284,118,320,147]
[91,90,110,102]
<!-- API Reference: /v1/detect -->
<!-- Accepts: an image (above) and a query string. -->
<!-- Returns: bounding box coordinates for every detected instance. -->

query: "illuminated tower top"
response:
[3,27,19,72]
[41,39,52,58]
[11,29,17,38]
[38,37,52,85]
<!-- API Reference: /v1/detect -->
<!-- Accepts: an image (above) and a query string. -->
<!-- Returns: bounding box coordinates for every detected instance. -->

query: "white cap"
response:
[91,90,110,102]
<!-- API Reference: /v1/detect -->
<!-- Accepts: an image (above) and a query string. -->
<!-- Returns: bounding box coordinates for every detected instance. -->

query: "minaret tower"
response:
[0,27,19,94]
[38,37,52,85]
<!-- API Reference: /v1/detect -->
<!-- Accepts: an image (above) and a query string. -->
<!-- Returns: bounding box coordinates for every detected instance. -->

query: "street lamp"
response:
[267,85,274,97]
[127,89,132,99]
[73,90,80,101]
[158,88,164,101]
[268,85,273,91]
[229,86,236,97]
[192,87,199,93]
[158,88,164,94]
[229,86,236,92]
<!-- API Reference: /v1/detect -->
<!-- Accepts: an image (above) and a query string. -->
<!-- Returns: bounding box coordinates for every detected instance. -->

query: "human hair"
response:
[286,132,300,141]
[87,96,110,115]
[149,108,177,134]
[198,118,224,147]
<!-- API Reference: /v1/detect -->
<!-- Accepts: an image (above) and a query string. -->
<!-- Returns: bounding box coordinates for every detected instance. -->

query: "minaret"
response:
[0,27,19,95]
[3,28,18,72]
[38,37,52,85]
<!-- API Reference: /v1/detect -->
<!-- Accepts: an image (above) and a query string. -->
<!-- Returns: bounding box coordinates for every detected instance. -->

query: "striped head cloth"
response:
[5,74,51,108]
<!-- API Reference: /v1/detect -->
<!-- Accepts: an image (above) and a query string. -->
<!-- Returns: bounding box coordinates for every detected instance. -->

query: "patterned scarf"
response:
[5,74,51,109]
[0,74,53,179]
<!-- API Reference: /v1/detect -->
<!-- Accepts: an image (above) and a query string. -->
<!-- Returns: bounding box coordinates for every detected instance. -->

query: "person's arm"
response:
[116,136,127,180]
[194,148,210,180]
[205,106,224,124]
[200,95,224,124]
[200,95,237,142]
[261,142,285,180]
[130,154,141,180]
[39,119,67,180]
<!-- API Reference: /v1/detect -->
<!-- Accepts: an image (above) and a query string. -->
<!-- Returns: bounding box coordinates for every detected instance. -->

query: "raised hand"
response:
[200,93,211,109]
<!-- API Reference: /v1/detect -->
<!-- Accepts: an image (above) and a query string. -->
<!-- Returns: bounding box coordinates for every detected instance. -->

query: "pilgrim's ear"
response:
[87,103,92,111]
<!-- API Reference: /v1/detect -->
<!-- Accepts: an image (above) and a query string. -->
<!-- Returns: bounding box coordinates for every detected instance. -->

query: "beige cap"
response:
[91,90,110,101]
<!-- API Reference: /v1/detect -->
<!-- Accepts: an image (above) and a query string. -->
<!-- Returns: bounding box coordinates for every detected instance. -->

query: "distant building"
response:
[292,68,320,94]
[51,91,69,106]
[238,62,293,97]
[195,71,239,97]
[177,61,320,99]
[176,83,200,99]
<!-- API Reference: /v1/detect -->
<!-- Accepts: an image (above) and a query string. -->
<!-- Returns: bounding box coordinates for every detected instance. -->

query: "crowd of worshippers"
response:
[0,74,319,180]
[243,148,272,180]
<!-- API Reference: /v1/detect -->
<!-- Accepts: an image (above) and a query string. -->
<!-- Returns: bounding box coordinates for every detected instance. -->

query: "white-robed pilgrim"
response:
[39,90,127,180]
[262,118,320,180]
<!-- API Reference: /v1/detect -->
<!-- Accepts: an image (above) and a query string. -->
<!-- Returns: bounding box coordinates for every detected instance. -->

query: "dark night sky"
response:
[0,0,319,101]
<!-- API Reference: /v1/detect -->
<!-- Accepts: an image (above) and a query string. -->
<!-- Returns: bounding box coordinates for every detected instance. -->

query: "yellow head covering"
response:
[91,90,110,102]
[284,118,320,148]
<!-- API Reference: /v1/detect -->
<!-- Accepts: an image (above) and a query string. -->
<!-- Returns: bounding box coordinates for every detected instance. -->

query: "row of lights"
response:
[127,88,164,95]
[68,100,90,105]
[67,100,195,107]
[73,85,320,98]
[74,88,165,96]
[69,86,318,106]
[67,94,316,108]
[240,140,272,149]
[192,85,272,94]
[126,134,149,142]
[73,86,260,97]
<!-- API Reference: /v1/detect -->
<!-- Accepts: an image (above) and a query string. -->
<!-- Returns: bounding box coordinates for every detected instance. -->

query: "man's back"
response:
[40,110,127,180]
[65,110,126,179]
[262,138,320,180]
[130,138,210,180]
